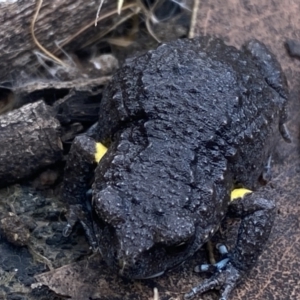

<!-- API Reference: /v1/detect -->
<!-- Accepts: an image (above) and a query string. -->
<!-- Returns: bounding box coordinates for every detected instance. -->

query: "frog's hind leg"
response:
[62,135,104,250]
[243,40,292,143]
[243,40,288,100]
[184,190,275,300]
[185,245,238,300]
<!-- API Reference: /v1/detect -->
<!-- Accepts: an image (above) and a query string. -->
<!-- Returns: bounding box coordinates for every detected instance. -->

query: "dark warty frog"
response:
[62,36,290,299]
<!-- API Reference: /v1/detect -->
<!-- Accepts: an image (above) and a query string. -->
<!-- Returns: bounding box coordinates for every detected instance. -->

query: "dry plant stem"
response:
[31,0,69,67]
[189,0,199,38]
[81,8,141,49]
[104,37,135,47]
[54,2,138,53]
[206,240,216,265]
[95,0,105,26]
[28,244,54,271]
[137,0,161,43]
[118,0,125,14]
[1,271,16,285]
[153,287,160,300]
[145,17,161,43]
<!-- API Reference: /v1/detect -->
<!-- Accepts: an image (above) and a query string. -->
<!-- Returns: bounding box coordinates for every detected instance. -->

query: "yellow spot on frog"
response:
[230,188,252,201]
[95,142,108,163]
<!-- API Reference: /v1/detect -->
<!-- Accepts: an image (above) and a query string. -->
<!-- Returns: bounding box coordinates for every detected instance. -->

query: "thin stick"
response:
[189,0,199,39]
[137,0,161,43]
[28,244,54,271]
[54,2,137,53]
[118,0,124,14]
[145,16,161,43]
[153,287,160,300]
[81,8,140,49]
[31,0,69,67]
[206,241,216,265]
[95,0,105,26]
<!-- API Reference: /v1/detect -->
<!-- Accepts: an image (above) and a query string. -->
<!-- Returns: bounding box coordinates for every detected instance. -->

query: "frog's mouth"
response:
[132,242,196,279]
[115,241,195,279]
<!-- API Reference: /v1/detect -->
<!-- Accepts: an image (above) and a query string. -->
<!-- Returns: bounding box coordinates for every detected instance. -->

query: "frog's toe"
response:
[184,262,241,300]
[184,245,241,300]
[195,243,229,273]
[62,223,73,237]
[62,202,99,250]
[62,204,83,237]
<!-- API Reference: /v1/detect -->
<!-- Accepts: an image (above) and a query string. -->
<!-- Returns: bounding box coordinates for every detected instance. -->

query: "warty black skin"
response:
[62,36,290,299]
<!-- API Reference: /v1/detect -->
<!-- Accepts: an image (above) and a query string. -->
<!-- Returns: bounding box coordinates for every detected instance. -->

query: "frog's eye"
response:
[165,241,189,255]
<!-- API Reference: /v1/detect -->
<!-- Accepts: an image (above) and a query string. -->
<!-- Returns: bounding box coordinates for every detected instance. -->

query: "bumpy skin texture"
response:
[64,37,289,292]
[89,37,289,280]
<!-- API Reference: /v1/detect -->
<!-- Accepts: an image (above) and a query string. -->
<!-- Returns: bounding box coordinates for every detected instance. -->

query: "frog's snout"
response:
[94,186,197,278]
[109,217,196,279]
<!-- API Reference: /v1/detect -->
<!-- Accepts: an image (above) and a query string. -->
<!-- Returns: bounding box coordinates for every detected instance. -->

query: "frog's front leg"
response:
[185,190,276,300]
[62,135,107,250]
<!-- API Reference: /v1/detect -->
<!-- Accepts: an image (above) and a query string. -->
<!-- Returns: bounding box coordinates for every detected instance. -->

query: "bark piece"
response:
[51,77,111,124]
[11,76,110,111]
[0,100,63,187]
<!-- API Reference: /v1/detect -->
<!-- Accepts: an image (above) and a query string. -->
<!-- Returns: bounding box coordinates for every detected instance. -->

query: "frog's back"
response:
[97,37,286,187]
[92,37,288,278]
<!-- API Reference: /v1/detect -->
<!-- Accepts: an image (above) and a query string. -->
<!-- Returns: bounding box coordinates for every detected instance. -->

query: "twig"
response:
[153,287,160,300]
[31,0,69,67]
[206,241,216,265]
[118,0,124,14]
[189,0,199,38]
[145,16,161,43]
[95,0,105,26]
[54,2,138,53]
[137,0,161,43]
[28,244,54,271]
[81,8,141,49]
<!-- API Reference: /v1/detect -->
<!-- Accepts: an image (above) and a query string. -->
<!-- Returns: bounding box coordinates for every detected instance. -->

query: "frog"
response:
[62,36,291,299]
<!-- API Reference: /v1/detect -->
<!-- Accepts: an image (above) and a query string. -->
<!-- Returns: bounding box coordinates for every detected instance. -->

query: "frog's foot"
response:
[63,204,83,237]
[185,191,275,300]
[184,264,240,300]
[63,197,99,251]
[184,245,241,300]
[62,135,108,250]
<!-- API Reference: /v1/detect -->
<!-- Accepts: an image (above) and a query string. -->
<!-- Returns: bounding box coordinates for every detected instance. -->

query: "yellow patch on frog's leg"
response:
[230,188,253,201]
[94,142,108,163]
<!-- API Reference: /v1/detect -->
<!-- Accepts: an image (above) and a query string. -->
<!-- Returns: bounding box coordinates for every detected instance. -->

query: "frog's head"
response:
[92,185,218,279]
